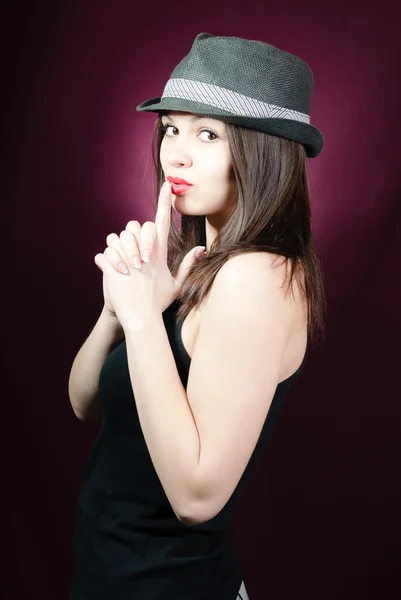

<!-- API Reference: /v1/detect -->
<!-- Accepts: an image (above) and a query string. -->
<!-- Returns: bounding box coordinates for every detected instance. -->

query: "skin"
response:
[160,111,238,253]
[95,110,238,285]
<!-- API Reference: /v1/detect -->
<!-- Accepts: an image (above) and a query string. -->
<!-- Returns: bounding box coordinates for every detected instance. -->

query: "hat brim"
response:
[136,97,324,158]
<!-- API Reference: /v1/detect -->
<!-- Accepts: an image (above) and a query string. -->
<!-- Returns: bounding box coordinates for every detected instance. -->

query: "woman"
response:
[68,32,326,600]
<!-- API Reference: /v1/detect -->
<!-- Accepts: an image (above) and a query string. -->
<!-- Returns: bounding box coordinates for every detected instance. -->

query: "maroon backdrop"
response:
[4,1,401,598]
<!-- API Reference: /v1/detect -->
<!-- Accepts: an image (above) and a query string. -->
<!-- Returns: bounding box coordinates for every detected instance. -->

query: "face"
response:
[159,111,238,225]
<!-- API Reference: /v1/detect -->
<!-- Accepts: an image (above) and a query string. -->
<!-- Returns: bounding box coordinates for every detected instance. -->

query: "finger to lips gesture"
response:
[97,181,172,275]
[94,182,205,323]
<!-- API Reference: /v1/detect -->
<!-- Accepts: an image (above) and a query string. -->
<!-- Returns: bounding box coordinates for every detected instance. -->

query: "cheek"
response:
[159,147,167,171]
[159,140,170,167]
[201,154,232,180]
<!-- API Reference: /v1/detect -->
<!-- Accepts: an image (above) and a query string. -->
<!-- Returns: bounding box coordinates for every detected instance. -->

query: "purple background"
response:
[4,1,401,598]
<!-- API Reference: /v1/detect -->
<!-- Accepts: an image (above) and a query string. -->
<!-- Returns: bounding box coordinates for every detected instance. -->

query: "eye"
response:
[161,122,218,142]
[161,123,177,136]
[199,130,218,142]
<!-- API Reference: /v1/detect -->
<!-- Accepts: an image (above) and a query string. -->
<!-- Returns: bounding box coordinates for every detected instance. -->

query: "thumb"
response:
[94,253,105,272]
[172,246,206,292]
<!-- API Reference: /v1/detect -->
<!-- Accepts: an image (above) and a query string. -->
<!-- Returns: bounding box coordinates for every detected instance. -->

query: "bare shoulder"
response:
[203,251,308,380]
[216,250,289,275]
[208,251,302,308]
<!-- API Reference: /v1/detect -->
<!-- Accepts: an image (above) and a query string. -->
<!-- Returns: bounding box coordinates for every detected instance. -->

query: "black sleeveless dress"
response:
[69,299,306,599]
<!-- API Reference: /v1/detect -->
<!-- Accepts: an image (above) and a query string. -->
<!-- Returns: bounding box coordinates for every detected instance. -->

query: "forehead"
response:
[161,111,225,128]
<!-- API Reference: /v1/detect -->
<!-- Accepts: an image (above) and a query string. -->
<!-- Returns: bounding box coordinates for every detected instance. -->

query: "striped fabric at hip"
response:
[236,579,250,600]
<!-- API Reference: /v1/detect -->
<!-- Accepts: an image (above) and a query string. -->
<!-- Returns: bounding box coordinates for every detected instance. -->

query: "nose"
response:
[167,152,192,169]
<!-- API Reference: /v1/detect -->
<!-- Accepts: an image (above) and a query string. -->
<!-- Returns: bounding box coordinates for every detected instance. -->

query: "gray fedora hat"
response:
[136,32,324,158]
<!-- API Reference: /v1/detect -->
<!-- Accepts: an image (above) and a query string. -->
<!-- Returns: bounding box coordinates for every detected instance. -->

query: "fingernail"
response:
[195,246,206,258]
[164,182,171,196]
[118,262,128,274]
[132,256,142,269]
[142,249,151,262]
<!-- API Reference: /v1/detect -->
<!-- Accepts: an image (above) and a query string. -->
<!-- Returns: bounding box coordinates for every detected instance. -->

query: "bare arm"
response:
[68,307,125,421]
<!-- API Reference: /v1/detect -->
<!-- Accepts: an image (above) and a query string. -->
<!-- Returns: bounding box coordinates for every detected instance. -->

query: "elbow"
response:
[177,474,220,526]
[177,511,205,527]
[178,514,208,527]
[70,403,102,421]
[177,500,215,527]
[71,406,89,421]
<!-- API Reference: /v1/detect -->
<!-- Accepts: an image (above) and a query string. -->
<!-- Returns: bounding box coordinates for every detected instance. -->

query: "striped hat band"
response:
[161,78,310,124]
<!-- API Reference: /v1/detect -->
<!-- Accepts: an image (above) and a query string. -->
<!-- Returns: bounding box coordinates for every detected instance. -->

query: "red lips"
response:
[167,176,193,186]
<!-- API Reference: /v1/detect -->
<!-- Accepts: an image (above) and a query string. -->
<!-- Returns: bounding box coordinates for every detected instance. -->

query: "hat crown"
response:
[169,33,314,116]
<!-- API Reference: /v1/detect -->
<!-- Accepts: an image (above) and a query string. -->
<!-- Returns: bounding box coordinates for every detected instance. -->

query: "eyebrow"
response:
[163,113,207,122]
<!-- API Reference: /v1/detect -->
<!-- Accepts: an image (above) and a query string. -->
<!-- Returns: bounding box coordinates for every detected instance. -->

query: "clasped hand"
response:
[94,181,206,330]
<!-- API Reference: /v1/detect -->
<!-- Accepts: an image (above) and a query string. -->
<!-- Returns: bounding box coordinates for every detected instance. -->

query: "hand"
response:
[94,182,207,330]
[98,219,147,319]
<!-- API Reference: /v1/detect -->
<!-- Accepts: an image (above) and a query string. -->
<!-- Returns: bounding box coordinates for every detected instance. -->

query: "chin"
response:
[172,196,191,211]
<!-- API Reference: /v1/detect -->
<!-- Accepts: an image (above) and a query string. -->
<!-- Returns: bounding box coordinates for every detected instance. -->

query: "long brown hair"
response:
[146,113,326,349]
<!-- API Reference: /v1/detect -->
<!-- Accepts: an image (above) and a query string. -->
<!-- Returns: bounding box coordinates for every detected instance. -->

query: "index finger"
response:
[155,181,172,255]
